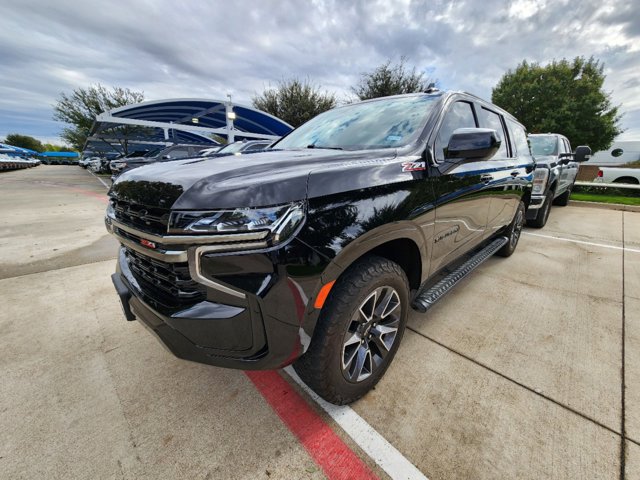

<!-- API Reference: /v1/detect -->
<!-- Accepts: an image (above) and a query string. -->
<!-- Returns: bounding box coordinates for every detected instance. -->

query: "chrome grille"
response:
[124,247,205,309]
[111,198,170,235]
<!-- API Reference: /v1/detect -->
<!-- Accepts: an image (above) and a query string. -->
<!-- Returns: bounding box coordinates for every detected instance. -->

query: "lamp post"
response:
[226,94,236,143]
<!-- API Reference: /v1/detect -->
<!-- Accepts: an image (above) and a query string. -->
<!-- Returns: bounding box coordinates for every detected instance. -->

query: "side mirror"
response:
[558,152,573,165]
[445,128,500,162]
[574,145,591,163]
[162,154,171,160]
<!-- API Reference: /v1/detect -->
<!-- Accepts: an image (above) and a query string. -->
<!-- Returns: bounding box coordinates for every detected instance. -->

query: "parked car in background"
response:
[526,133,591,228]
[110,145,203,177]
[79,157,92,168]
[88,157,111,174]
[107,90,534,405]
[203,140,272,156]
[109,150,151,173]
[595,167,640,185]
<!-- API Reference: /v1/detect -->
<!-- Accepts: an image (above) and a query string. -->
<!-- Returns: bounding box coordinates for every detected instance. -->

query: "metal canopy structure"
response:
[86,98,293,154]
[0,143,38,157]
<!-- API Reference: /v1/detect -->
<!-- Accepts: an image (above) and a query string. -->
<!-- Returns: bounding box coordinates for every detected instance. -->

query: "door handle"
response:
[510,170,519,177]
[480,174,493,183]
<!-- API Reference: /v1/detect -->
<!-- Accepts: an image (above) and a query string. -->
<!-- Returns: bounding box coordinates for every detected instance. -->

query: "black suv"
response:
[107,91,534,404]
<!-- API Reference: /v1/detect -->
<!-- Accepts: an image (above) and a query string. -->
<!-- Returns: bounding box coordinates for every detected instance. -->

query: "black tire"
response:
[497,201,525,257]
[526,190,552,228]
[293,255,409,405]
[553,186,572,206]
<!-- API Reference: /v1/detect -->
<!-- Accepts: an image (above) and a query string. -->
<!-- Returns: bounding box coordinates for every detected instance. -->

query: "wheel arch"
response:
[614,176,640,185]
[324,225,425,292]
[300,224,427,344]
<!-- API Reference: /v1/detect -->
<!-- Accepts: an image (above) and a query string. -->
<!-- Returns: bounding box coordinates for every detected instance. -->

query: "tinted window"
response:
[478,107,509,158]
[276,95,439,151]
[168,148,189,158]
[434,101,477,162]
[510,121,532,159]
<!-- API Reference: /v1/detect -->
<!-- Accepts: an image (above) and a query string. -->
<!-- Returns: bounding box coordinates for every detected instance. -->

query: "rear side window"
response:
[434,101,477,162]
[508,121,532,160]
[478,107,509,158]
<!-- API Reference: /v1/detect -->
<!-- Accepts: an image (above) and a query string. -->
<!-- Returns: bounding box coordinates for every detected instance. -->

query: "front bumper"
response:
[525,194,546,220]
[108,202,328,370]
[527,194,545,210]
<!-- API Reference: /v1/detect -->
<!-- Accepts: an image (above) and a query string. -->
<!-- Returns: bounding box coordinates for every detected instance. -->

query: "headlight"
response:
[169,202,305,243]
[105,201,116,220]
[532,168,549,195]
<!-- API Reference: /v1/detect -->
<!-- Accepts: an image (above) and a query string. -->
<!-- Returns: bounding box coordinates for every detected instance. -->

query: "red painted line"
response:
[245,370,379,480]
[64,185,109,203]
[34,181,109,203]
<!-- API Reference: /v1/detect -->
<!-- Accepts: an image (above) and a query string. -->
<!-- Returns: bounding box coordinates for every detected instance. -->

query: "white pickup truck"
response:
[596,167,640,185]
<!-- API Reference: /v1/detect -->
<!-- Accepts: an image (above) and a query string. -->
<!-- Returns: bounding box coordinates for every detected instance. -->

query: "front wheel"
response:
[497,201,525,257]
[527,190,552,228]
[293,255,409,405]
[554,186,572,206]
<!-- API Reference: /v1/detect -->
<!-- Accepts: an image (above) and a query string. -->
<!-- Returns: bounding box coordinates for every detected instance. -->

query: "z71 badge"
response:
[401,161,426,172]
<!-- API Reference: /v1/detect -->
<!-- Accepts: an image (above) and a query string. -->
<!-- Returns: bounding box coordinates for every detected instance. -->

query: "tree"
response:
[352,57,436,101]
[252,78,337,127]
[53,84,144,151]
[3,133,44,152]
[491,57,623,152]
[42,143,74,152]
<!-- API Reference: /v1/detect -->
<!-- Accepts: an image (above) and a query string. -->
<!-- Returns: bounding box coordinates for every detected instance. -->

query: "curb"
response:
[568,200,640,213]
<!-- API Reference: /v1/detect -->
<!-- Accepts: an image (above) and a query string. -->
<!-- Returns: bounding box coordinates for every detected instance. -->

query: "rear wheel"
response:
[497,201,525,257]
[527,190,552,228]
[293,255,409,405]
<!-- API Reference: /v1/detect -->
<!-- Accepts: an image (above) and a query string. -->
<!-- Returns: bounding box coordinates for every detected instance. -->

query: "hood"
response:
[109,148,396,209]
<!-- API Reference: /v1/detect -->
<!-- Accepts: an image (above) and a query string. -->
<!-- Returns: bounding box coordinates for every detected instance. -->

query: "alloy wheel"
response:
[511,207,525,248]
[341,286,401,382]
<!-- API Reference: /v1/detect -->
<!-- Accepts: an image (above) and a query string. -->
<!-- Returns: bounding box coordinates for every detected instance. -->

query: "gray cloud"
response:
[0,0,638,144]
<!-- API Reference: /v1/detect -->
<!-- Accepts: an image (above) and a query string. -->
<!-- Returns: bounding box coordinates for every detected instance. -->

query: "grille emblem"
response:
[140,238,157,249]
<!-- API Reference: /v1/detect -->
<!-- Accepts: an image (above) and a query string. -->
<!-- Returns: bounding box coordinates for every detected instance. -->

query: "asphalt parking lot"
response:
[1,165,639,480]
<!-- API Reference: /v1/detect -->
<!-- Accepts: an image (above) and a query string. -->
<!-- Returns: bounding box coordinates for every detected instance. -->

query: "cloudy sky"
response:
[1,0,638,145]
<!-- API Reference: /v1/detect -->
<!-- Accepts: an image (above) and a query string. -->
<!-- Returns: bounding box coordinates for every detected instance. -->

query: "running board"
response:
[412,236,509,313]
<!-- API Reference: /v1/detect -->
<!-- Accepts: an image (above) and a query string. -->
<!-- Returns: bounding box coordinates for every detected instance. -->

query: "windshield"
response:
[275,95,439,151]
[217,142,248,154]
[529,136,558,156]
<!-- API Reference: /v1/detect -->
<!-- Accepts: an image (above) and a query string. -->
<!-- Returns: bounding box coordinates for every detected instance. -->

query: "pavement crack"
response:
[407,326,626,440]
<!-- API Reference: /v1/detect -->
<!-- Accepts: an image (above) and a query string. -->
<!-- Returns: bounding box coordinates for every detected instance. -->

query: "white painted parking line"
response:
[88,169,110,189]
[523,231,640,254]
[284,366,428,480]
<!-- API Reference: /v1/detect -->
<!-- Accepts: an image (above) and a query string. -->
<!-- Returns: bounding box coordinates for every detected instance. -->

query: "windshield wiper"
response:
[306,144,343,150]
